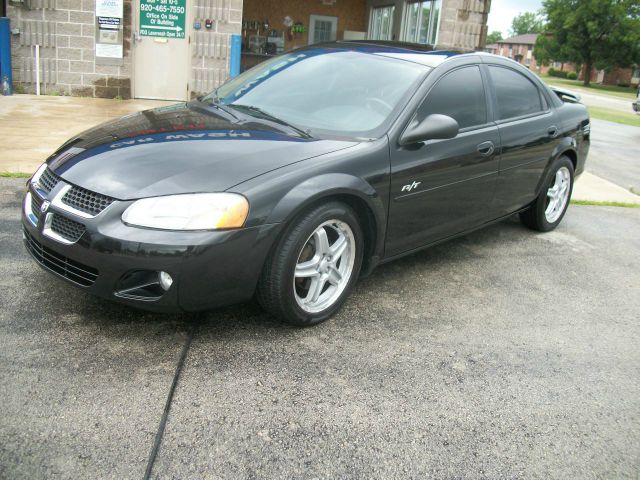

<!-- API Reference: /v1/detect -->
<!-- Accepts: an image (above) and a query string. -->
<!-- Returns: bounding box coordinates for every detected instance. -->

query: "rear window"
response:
[489,65,544,120]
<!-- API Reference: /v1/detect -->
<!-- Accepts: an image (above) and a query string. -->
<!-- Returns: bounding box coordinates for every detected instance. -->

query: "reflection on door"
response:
[133,0,191,100]
[309,15,337,45]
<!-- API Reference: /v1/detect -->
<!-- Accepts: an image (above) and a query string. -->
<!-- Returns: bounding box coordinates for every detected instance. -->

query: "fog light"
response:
[158,271,173,291]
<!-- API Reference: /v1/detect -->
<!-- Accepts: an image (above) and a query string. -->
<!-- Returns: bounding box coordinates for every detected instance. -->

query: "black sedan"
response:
[22,42,590,326]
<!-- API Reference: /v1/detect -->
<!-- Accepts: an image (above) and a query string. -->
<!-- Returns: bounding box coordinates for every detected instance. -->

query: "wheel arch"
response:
[264,173,386,276]
[535,140,578,197]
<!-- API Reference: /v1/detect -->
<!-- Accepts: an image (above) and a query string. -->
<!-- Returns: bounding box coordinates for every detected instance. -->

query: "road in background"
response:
[587,119,640,194]
[2,178,639,478]
[548,82,636,115]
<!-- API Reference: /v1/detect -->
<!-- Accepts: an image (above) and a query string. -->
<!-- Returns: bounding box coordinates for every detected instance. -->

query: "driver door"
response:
[385,65,500,256]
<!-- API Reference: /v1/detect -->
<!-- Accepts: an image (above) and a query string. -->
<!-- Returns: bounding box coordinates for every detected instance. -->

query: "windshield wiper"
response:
[201,93,240,122]
[229,104,313,139]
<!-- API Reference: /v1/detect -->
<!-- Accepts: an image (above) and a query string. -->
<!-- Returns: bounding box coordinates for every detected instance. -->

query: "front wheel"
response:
[520,155,574,232]
[256,201,363,326]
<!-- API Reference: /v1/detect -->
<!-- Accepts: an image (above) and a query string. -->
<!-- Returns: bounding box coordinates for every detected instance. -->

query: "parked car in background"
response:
[633,85,640,113]
[22,42,590,326]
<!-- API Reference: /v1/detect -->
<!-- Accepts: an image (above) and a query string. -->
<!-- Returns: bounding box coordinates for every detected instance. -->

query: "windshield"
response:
[203,49,428,137]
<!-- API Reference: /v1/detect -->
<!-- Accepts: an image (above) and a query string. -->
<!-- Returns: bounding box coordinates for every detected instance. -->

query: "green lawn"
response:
[538,75,637,101]
[586,106,640,127]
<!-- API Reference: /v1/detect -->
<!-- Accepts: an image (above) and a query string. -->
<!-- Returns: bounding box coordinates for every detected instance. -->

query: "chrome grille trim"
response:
[62,185,114,216]
[37,168,61,194]
[23,228,98,287]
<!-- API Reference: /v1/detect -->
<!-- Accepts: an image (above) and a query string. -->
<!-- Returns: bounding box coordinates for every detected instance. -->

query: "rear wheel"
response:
[257,201,363,326]
[520,155,574,232]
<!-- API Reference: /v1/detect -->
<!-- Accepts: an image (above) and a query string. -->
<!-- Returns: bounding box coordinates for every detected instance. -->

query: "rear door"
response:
[385,64,500,256]
[485,64,560,215]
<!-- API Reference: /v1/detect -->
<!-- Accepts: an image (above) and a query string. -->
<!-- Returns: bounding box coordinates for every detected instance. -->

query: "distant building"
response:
[488,32,639,87]
[484,42,498,54]
[490,33,540,71]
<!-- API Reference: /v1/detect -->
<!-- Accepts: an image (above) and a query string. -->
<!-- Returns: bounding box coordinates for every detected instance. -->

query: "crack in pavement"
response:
[143,325,195,480]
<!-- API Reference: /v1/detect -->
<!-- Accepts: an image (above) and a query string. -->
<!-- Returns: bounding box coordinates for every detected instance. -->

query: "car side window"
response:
[489,65,544,120]
[417,65,487,130]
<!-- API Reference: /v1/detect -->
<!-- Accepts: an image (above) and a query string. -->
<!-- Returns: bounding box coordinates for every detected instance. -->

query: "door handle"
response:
[477,141,495,157]
[548,126,559,138]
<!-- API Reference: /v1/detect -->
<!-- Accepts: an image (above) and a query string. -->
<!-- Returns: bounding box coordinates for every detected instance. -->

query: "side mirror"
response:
[400,114,459,146]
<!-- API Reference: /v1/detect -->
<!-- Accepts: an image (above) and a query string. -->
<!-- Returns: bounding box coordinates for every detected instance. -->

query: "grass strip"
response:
[572,199,640,208]
[0,172,32,178]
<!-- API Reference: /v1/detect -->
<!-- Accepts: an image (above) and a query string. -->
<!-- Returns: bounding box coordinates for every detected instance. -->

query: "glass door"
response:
[368,5,395,41]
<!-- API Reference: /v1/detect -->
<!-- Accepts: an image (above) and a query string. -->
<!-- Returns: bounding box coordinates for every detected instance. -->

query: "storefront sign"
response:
[96,0,123,18]
[98,16,121,30]
[139,0,186,39]
[96,43,123,58]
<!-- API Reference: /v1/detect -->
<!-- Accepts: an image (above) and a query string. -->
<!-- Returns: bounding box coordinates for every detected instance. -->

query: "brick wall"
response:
[8,0,132,98]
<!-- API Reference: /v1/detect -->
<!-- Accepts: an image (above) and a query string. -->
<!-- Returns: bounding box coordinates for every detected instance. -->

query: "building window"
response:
[402,0,442,45]
[369,5,395,41]
[309,15,338,45]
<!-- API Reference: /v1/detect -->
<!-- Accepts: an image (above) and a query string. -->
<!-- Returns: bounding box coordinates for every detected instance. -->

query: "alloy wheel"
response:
[293,219,355,314]
[545,166,571,223]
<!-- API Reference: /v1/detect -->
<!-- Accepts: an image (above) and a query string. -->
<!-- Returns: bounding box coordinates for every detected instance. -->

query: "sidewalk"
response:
[1,94,638,205]
[0,94,173,173]
[573,171,639,204]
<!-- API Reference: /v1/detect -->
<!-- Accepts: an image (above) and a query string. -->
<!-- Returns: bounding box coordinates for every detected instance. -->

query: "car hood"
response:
[48,102,358,200]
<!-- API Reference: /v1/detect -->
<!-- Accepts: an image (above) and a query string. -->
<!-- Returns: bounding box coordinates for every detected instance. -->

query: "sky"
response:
[487,0,543,38]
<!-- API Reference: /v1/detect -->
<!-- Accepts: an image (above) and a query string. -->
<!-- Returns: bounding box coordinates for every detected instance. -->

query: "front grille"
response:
[23,228,98,287]
[31,193,43,217]
[51,214,86,242]
[62,185,114,216]
[38,168,61,194]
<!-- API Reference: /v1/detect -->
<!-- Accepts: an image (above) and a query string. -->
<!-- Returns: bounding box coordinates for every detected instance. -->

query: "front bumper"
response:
[22,184,280,312]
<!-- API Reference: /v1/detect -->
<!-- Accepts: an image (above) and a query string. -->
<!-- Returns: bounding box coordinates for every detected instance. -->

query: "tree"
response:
[534,0,640,86]
[510,11,545,36]
[486,31,503,44]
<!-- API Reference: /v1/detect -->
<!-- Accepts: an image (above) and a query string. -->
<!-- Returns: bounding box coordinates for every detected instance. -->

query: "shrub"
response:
[548,68,569,78]
[567,72,578,80]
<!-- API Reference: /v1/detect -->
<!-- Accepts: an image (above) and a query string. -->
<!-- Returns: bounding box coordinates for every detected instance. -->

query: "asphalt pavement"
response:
[587,118,640,194]
[1,177,639,479]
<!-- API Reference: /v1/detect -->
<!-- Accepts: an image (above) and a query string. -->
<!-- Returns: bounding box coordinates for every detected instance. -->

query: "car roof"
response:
[306,41,474,68]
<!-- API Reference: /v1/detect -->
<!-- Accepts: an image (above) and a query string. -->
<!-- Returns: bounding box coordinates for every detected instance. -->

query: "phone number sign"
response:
[139,0,186,39]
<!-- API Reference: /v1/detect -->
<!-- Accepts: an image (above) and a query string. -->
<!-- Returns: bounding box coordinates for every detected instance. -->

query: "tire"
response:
[520,155,574,232]
[256,201,364,326]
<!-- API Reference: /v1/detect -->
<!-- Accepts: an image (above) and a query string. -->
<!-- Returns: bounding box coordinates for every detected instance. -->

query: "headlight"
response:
[122,193,249,230]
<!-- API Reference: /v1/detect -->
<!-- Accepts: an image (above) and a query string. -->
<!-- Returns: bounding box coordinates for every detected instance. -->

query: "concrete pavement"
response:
[573,172,640,204]
[0,94,172,173]
[587,118,640,194]
[1,177,639,478]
